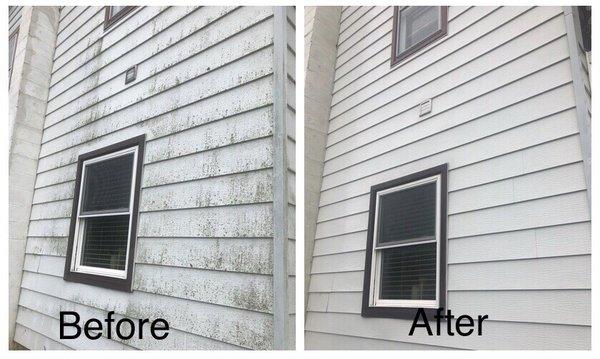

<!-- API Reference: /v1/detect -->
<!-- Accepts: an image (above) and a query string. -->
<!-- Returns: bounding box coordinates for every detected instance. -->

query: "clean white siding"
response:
[15,6,288,350]
[304,6,316,67]
[306,6,590,350]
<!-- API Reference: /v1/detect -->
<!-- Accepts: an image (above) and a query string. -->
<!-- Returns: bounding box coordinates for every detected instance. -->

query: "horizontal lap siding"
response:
[306,331,451,350]
[306,312,589,350]
[17,6,277,350]
[9,6,23,34]
[306,6,590,350]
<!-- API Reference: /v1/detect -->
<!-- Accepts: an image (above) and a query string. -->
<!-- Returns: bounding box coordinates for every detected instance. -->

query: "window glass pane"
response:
[109,6,127,17]
[398,7,440,53]
[377,181,436,245]
[81,153,134,213]
[9,31,18,71]
[80,215,129,270]
[379,242,436,300]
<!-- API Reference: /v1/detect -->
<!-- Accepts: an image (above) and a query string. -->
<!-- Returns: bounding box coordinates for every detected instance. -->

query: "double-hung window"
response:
[391,6,448,66]
[362,164,447,319]
[64,135,145,291]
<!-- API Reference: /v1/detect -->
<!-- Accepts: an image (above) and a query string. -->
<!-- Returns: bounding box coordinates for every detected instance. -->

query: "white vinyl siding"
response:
[306,6,590,350]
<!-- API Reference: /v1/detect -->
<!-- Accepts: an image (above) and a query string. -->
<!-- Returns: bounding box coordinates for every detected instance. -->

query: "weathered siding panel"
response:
[306,5,590,350]
[9,6,23,34]
[15,6,293,350]
[285,6,296,350]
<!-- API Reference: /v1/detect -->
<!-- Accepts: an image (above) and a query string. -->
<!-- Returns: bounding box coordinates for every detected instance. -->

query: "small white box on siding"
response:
[419,98,433,116]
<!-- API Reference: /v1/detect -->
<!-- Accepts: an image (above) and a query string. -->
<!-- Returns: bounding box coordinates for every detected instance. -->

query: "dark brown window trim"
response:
[9,27,19,87]
[63,135,146,292]
[361,164,448,320]
[104,6,137,31]
[391,6,448,68]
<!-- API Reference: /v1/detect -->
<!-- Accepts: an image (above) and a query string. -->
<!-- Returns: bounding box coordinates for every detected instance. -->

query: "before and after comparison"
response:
[5,1,594,353]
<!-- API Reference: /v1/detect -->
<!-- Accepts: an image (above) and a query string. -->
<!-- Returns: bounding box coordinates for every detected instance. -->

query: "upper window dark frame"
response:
[361,164,448,320]
[104,6,137,31]
[391,6,448,67]
[63,135,145,292]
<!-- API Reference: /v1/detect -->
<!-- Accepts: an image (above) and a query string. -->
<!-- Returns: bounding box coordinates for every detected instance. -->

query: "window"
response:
[104,6,136,31]
[9,28,19,86]
[362,164,447,319]
[64,135,145,291]
[578,6,591,51]
[391,6,448,67]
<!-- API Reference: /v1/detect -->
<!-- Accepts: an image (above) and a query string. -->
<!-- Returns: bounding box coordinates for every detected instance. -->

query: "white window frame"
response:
[368,174,441,309]
[69,146,139,279]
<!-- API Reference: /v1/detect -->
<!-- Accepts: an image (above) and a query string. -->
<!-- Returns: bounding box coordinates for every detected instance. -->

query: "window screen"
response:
[391,6,447,66]
[104,6,136,30]
[80,215,129,270]
[377,182,436,245]
[109,6,128,16]
[397,7,440,53]
[380,242,436,300]
[81,154,133,213]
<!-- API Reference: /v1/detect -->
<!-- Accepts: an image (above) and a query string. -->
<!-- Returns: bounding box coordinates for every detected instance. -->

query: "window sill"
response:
[361,305,442,320]
[63,270,133,292]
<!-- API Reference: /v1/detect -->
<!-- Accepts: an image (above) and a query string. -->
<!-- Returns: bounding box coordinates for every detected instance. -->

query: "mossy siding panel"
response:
[15,6,288,350]
[285,6,296,349]
[305,6,590,349]
[9,6,23,34]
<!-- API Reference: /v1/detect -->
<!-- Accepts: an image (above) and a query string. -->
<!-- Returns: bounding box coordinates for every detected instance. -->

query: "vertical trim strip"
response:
[563,6,591,211]
[272,6,289,350]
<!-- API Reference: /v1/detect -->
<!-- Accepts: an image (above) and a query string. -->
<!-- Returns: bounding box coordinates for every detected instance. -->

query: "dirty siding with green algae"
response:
[15,6,295,350]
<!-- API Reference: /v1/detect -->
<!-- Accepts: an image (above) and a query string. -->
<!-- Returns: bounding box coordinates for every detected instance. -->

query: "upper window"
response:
[9,28,19,86]
[391,6,448,67]
[362,164,447,319]
[64,135,145,291]
[104,6,136,31]
[578,6,591,51]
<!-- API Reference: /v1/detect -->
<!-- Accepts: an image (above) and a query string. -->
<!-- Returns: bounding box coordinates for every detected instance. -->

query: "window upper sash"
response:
[373,175,440,249]
[391,6,448,67]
